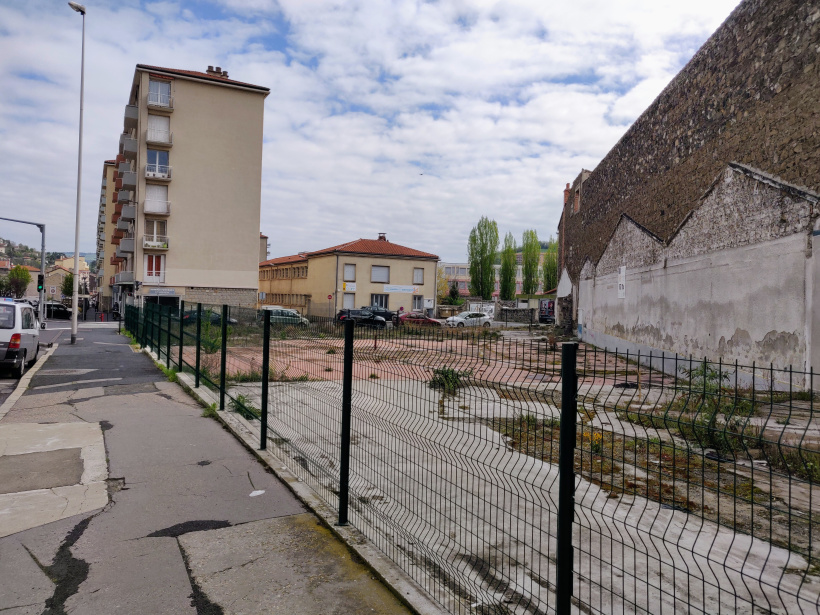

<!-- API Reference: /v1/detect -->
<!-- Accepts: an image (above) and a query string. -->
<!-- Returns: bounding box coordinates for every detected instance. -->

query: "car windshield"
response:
[0,305,14,329]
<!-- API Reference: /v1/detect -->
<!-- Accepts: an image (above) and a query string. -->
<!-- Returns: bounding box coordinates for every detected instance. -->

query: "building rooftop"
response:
[308,236,438,259]
[260,254,308,266]
[136,64,269,92]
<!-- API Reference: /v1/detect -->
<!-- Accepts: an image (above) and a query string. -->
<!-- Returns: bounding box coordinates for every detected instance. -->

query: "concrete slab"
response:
[0,448,83,494]
[0,483,108,538]
[180,514,412,615]
[5,390,75,411]
[0,536,54,611]
[0,404,85,425]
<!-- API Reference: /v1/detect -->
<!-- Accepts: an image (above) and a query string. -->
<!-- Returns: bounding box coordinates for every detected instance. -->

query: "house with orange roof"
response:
[259,233,439,318]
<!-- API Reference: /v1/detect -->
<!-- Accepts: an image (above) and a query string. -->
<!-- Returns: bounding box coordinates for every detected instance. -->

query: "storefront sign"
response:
[148,288,176,296]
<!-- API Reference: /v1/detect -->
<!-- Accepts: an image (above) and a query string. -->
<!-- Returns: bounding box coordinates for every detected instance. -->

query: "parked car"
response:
[445,311,493,328]
[336,309,387,329]
[362,305,396,324]
[261,307,309,326]
[43,302,72,320]
[398,312,442,327]
[0,298,40,378]
[181,310,238,326]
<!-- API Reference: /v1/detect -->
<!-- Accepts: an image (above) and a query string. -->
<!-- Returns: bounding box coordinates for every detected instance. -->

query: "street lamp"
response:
[68,1,86,344]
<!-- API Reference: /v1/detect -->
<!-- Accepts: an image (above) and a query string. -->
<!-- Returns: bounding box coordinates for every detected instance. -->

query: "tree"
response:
[61,273,74,299]
[436,267,450,302]
[467,217,498,300]
[8,266,32,299]
[521,229,540,295]
[542,237,558,293]
[499,232,517,300]
[0,276,10,297]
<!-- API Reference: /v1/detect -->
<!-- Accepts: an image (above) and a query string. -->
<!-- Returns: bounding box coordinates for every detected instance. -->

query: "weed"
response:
[229,393,259,420]
[326,348,336,355]
[229,368,263,383]
[369,373,379,379]
[776,416,791,425]
[325,367,333,372]
[158,364,178,383]
[429,367,473,395]
[202,403,218,419]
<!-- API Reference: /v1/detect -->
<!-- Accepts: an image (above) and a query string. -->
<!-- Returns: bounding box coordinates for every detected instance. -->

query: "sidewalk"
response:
[0,326,420,614]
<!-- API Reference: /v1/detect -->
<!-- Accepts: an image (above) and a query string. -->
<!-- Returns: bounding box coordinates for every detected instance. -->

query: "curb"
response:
[0,344,59,421]
[140,347,445,615]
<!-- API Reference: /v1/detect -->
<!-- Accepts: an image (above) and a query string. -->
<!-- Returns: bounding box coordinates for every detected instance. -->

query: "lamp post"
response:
[68,1,86,344]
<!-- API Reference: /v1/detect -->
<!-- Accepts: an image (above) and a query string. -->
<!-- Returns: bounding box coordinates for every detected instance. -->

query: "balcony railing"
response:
[144,273,166,284]
[143,235,169,250]
[116,218,130,231]
[119,237,135,253]
[115,271,135,285]
[121,171,136,190]
[120,204,136,221]
[147,92,173,110]
[144,199,170,215]
[145,164,172,180]
[146,129,173,146]
[119,134,137,160]
[123,104,138,131]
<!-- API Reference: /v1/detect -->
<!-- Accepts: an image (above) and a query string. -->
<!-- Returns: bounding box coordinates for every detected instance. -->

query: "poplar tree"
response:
[521,229,540,295]
[499,233,516,300]
[467,217,499,300]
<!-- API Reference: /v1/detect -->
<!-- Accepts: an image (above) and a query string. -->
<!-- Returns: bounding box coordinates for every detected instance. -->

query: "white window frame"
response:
[343,293,355,309]
[344,263,356,282]
[413,268,424,285]
[371,266,389,283]
[144,254,166,283]
[412,295,423,310]
[370,294,388,309]
[148,79,172,107]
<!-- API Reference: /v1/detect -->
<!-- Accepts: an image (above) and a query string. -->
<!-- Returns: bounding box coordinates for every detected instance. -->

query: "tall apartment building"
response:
[97,64,269,309]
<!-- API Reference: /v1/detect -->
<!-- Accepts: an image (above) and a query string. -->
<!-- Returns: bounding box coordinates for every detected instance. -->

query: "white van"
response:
[0,298,40,378]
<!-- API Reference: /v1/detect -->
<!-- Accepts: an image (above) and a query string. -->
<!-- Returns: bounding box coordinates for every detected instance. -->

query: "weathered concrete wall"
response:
[578,166,817,369]
[560,0,820,280]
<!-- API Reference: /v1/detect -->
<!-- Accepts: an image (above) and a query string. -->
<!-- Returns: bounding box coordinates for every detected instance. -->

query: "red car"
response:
[398,312,442,327]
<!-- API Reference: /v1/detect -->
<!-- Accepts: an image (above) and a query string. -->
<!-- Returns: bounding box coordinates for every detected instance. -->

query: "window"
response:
[144,254,166,282]
[458,281,466,291]
[458,267,467,276]
[413,268,424,284]
[412,295,423,310]
[574,189,580,213]
[147,114,171,143]
[445,267,453,275]
[344,264,356,281]
[343,293,355,309]
[148,79,171,107]
[147,149,170,176]
[371,266,389,283]
[371,294,388,309]
[145,219,167,240]
[145,184,168,214]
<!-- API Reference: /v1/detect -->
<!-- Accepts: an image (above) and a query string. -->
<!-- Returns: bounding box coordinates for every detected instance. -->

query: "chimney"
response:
[222,70,229,78]
[377,233,387,241]
[206,65,223,76]
[563,182,571,205]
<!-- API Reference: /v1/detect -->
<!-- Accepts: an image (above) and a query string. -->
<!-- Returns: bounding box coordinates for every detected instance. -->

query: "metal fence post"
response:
[338,318,355,526]
[556,341,578,615]
[178,300,184,371]
[260,309,271,450]
[195,303,202,388]
[165,305,171,369]
[219,304,228,410]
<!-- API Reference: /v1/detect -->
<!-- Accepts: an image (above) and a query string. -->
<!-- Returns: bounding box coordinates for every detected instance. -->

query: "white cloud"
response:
[0,0,741,261]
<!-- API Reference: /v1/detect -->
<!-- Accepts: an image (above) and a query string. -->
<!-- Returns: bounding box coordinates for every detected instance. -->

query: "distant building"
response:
[259,234,439,318]
[439,263,470,296]
[98,64,269,310]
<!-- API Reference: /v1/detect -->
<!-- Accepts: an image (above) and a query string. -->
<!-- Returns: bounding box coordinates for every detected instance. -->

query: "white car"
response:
[445,311,492,328]
[0,298,40,378]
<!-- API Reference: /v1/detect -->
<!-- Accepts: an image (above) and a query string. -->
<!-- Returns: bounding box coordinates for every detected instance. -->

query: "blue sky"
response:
[0,0,741,262]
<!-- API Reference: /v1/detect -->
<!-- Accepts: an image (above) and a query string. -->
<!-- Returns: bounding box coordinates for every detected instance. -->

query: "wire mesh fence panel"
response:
[571,347,820,614]
[125,304,820,615]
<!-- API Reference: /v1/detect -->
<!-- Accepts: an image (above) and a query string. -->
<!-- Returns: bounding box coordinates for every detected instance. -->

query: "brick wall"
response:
[183,287,257,308]
[561,0,820,279]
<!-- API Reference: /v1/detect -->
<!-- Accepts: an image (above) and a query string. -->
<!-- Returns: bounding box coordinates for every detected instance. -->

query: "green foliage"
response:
[0,275,10,297]
[429,367,471,394]
[541,238,558,293]
[61,273,74,299]
[499,232,517,301]
[201,403,218,419]
[521,229,540,295]
[229,394,260,419]
[440,281,465,306]
[8,266,31,299]
[467,217,499,300]
[158,364,178,383]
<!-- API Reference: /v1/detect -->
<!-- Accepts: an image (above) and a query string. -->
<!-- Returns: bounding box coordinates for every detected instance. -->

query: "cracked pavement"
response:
[0,326,414,614]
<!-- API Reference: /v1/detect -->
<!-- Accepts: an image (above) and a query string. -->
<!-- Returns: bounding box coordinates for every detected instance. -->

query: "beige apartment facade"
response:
[259,235,439,318]
[95,161,118,310]
[100,64,269,309]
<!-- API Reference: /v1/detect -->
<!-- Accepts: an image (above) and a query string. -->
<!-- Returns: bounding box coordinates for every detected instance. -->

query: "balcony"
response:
[146,129,173,146]
[145,164,172,181]
[115,271,135,285]
[144,273,166,284]
[118,189,131,203]
[119,134,138,160]
[120,204,136,221]
[147,91,173,111]
[116,218,130,231]
[144,199,170,215]
[123,104,138,131]
[121,171,136,191]
[143,234,169,250]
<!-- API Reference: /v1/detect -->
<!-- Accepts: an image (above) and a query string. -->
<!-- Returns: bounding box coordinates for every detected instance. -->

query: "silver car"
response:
[445,311,492,328]
[0,298,40,378]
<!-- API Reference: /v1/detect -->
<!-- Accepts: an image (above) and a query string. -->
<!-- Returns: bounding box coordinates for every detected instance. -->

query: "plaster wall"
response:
[580,233,808,369]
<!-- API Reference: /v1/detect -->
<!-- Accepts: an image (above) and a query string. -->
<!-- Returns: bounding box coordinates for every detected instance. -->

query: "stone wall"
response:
[183,287,258,308]
[561,0,820,279]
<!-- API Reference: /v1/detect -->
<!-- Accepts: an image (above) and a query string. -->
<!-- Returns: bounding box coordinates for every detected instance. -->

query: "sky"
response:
[0,0,742,263]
